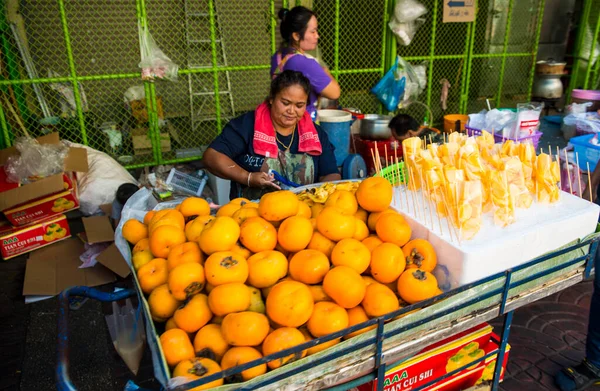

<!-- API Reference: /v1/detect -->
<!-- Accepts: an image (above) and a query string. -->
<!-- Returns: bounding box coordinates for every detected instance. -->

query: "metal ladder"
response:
[184,0,235,137]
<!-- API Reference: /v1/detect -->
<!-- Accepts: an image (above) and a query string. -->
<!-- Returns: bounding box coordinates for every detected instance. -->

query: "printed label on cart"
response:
[0,215,71,259]
[519,120,540,135]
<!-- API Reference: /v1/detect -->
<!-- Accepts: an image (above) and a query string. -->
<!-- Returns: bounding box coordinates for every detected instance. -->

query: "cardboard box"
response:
[3,186,79,226]
[0,214,71,260]
[357,323,494,391]
[0,133,88,212]
[82,215,130,278]
[131,127,171,156]
[130,96,164,123]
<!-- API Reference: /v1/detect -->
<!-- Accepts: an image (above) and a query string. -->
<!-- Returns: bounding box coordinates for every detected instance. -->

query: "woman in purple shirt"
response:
[271,6,340,120]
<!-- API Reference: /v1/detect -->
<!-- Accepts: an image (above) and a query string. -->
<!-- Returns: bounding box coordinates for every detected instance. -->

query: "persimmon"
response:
[370,243,406,284]
[362,282,399,317]
[149,209,185,234]
[307,231,336,258]
[221,311,270,346]
[258,190,300,222]
[300,329,341,355]
[277,216,313,252]
[149,225,186,259]
[179,197,210,218]
[307,301,349,337]
[193,324,230,363]
[216,202,242,218]
[132,238,150,254]
[331,238,370,274]
[325,190,358,215]
[232,206,260,225]
[204,251,249,286]
[208,283,251,316]
[185,215,215,242]
[260,276,295,300]
[231,242,252,259]
[311,203,325,219]
[296,201,312,218]
[246,250,288,288]
[168,262,206,301]
[173,293,213,333]
[159,328,195,367]
[167,241,203,271]
[266,280,314,327]
[221,347,267,381]
[262,327,307,369]
[137,258,168,294]
[323,266,366,309]
[122,219,148,245]
[288,249,330,284]
[362,275,378,286]
[247,286,266,313]
[356,177,393,212]
[165,317,178,331]
[308,285,331,303]
[355,207,368,223]
[367,208,397,232]
[403,239,437,272]
[231,197,252,206]
[148,283,182,321]
[353,218,370,241]
[239,216,277,253]
[362,235,383,252]
[172,357,223,390]
[199,216,240,255]
[397,269,440,304]
[132,250,154,271]
[143,211,156,225]
[376,213,411,247]
[345,306,376,339]
[316,206,356,241]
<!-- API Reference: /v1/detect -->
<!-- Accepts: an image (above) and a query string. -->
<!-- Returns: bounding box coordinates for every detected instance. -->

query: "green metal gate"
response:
[0,0,547,168]
[567,0,600,100]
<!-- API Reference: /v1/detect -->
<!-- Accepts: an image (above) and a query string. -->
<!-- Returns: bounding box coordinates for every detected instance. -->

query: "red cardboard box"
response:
[3,184,79,226]
[0,214,71,260]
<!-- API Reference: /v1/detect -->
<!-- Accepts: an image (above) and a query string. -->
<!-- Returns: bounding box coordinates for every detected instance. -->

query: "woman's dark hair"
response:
[388,114,420,137]
[116,183,139,205]
[278,6,316,46]
[269,70,311,102]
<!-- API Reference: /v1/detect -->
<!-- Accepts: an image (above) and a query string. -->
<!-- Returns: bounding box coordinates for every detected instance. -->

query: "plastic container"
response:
[443,114,469,133]
[352,135,402,175]
[465,126,543,149]
[378,161,407,186]
[317,109,352,166]
[165,168,208,196]
[570,134,600,171]
[572,89,600,112]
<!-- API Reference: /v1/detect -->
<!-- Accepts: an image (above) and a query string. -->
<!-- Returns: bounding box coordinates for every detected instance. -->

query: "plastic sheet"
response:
[105,298,146,375]
[4,137,68,183]
[388,0,427,46]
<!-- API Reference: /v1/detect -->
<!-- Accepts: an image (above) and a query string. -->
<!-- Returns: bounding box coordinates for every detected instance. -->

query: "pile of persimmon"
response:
[121,177,442,389]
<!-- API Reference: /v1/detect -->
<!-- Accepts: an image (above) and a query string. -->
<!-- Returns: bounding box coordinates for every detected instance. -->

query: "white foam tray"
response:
[390,187,600,289]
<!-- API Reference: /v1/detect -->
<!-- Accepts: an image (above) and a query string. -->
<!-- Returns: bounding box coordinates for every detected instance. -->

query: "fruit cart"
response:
[55,186,600,391]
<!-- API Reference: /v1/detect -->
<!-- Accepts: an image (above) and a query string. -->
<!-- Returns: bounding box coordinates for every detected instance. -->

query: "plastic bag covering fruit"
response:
[475,130,495,151]
[455,180,483,240]
[489,170,515,227]
[535,153,560,204]
[503,157,532,208]
[402,137,423,190]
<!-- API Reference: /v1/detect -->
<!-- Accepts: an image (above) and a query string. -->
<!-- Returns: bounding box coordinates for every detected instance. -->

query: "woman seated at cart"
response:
[203,70,341,200]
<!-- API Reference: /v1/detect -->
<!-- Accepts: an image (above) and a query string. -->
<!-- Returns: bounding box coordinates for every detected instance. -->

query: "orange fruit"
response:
[376,213,411,247]
[194,323,230,362]
[316,206,356,241]
[208,283,251,316]
[370,243,406,284]
[296,201,312,218]
[356,177,393,212]
[345,306,376,339]
[122,219,148,245]
[307,285,331,303]
[262,327,307,369]
[185,215,215,242]
[311,203,325,219]
[143,211,156,225]
[172,357,223,390]
[173,293,213,333]
[179,197,210,218]
[149,209,185,234]
[277,216,313,252]
[132,249,154,271]
[323,266,366,309]
[231,242,252,259]
[246,250,289,288]
[204,251,249,286]
[137,258,168,294]
[307,301,349,337]
[221,311,270,346]
[307,231,336,258]
[149,225,186,259]
[266,280,314,327]
[221,347,267,381]
[362,283,400,317]
[397,269,440,304]
[199,216,240,255]
[325,190,358,215]
[230,197,252,205]
[167,241,203,271]
[355,207,368,223]
[168,262,206,301]
[216,202,242,218]
[403,239,437,272]
[353,218,370,241]
[165,317,178,331]
[232,206,260,225]
[362,235,383,252]
[362,275,378,286]
[331,238,370,274]
[133,238,150,254]
[159,328,195,367]
[288,249,330,284]
[367,208,397,231]
[148,283,182,321]
[239,217,277,253]
[258,190,299,221]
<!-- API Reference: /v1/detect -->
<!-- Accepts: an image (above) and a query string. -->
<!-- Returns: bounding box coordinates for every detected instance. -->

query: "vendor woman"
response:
[203,70,341,200]
[271,6,340,120]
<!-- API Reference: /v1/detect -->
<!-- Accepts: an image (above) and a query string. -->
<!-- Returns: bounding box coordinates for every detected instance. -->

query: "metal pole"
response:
[425,0,439,111]
[270,0,276,54]
[567,0,593,102]
[208,0,222,133]
[333,0,340,80]
[495,0,515,108]
[459,21,473,113]
[462,0,478,114]
[526,0,546,101]
[0,101,11,147]
[584,6,600,89]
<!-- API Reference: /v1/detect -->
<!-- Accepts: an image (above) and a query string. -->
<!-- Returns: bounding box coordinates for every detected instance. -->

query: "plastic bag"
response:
[397,57,427,106]
[566,101,593,115]
[563,112,600,135]
[371,57,406,112]
[514,102,543,137]
[489,170,515,227]
[48,69,88,117]
[389,0,427,46]
[105,298,146,375]
[484,109,516,136]
[138,23,178,82]
[456,180,483,240]
[4,137,69,183]
[535,153,560,203]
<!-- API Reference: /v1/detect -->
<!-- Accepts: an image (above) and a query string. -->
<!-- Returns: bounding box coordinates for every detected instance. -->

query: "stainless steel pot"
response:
[532,74,564,99]
[535,60,566,75]
[359,114,393,140]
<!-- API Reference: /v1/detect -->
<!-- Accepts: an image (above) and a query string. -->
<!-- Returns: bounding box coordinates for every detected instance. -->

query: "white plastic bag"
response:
[396,56,427,106]
[4,137,69,183]
[389,0,427,46]
[138,23,178,82]
[515,102,543,137]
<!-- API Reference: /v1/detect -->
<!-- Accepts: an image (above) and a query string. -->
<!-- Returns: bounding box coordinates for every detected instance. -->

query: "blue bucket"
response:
[317,109,352,166]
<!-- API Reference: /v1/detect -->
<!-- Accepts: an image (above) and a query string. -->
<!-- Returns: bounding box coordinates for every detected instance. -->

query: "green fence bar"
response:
[462,0,479,115]
[208,0,222,133]
[495,0,514,108]
[425,0,439,110]
[567,0,593,102]
[459,21,473,114]
[0,101,10,147]
[584,7,600,89]
[270,0,276,54]
[333,0,340,79]
[527,0,546,100]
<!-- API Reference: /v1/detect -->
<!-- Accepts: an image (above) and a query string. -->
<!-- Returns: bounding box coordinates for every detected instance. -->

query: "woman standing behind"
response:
[271,6,340,120]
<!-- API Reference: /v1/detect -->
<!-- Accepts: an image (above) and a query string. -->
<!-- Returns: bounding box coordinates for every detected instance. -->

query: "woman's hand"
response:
[249,172,281,190]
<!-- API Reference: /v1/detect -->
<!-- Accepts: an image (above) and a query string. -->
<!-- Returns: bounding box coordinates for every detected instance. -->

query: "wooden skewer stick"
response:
[565,151,574,195]
[420,171,430,227]
[424,174,435,232]
[370,148,378,176]
[384,144,389,170]
[429,133,433,146]
[440,187,456,243]
[576,153,583,197]
[408,166,419,219]
[433,186,444,236]
[587,162,594,203]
